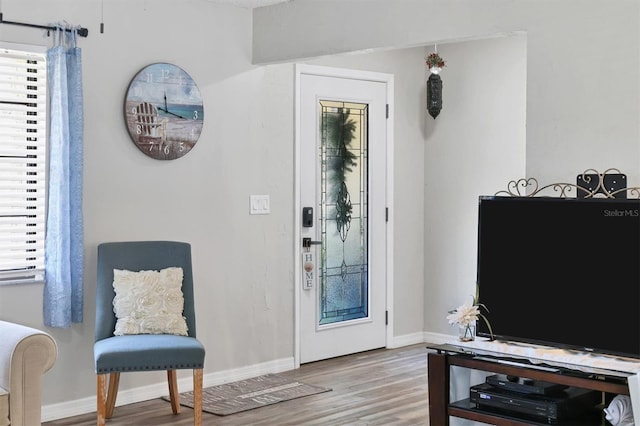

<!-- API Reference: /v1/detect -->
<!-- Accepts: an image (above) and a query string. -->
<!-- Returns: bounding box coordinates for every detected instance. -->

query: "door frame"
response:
[293,63,394,368]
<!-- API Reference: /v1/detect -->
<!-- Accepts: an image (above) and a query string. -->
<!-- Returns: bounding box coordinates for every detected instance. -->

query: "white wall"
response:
[253,0,640,334]
[422,36,527,338]
[0,0,299,418]
[0,0,432,419]
[254,0,640,179]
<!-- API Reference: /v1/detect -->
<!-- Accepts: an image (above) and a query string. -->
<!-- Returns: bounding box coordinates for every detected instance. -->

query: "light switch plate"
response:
[250,195,270,215]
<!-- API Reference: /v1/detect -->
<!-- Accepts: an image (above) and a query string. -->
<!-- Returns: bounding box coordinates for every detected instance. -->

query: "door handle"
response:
[302,238,322,248]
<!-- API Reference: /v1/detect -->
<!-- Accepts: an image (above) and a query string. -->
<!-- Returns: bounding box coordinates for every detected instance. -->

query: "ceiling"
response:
[208,0,292,8]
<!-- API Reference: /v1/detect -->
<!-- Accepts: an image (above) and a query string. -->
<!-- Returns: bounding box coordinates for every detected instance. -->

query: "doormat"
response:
[162,373,331,416]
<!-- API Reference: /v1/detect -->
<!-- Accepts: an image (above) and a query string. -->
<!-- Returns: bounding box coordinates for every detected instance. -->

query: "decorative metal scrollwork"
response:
[495,168,640,199]
[335,181,352,242]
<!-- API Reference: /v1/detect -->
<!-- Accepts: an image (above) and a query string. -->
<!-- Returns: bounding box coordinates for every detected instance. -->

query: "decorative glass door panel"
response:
[319,100,368,325]
[298,66,388,364]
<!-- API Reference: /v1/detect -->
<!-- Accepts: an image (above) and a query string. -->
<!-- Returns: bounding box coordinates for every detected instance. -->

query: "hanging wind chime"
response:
[426,48,446,119]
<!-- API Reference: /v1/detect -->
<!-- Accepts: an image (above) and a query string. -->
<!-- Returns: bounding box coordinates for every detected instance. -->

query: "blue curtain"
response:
[43,27,84,328]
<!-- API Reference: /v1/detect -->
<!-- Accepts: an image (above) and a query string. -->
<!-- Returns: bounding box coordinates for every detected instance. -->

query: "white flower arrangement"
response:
[446,299,481,327]
[447,287,494,341]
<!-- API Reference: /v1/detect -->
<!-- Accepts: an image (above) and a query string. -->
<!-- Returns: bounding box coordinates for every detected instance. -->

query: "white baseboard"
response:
[388,332,425,348]
[42,356,295,422]
[423,331,457,346]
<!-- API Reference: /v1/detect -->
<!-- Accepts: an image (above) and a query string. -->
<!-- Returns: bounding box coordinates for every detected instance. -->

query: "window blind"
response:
[0,43,47,284]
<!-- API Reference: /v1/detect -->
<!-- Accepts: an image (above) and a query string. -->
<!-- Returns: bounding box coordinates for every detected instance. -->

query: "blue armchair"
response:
[94,241,205,425]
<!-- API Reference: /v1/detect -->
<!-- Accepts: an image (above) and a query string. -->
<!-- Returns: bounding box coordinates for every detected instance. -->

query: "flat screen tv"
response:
[475,195,640,359]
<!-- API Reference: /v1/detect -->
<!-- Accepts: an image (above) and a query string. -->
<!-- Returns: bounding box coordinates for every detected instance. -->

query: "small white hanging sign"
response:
[302,251,315,290]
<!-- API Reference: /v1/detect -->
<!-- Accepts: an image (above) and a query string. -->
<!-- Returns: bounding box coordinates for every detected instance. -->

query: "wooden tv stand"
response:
[427,344,632,425]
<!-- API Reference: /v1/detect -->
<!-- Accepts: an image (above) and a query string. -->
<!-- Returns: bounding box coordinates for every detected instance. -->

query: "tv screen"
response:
[476,196,640,359]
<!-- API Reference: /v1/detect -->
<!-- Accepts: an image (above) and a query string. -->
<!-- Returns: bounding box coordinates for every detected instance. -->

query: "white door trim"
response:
[293,63,394,368]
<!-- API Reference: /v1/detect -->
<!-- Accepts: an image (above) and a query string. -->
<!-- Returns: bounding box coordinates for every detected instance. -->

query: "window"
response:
[319,100,369,325]
[0,42,47,284]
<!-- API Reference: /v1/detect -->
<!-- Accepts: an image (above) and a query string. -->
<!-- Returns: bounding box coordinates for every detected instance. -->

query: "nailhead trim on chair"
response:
[96,363,204,373]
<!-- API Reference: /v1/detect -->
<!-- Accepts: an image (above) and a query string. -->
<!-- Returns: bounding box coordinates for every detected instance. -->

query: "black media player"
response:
[470,382,601,422]
[485,374,568,395]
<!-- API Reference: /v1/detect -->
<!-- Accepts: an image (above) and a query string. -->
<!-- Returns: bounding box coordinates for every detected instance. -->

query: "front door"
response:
[295,64,392,364]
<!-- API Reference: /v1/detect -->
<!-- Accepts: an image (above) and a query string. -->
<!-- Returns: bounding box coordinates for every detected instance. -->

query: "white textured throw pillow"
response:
[112,267,188,336]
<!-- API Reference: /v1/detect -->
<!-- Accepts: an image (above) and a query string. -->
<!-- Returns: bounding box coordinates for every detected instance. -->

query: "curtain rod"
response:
[0,13,88,37]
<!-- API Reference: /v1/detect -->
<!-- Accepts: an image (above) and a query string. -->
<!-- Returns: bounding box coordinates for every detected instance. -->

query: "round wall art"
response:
[124,63,204,160]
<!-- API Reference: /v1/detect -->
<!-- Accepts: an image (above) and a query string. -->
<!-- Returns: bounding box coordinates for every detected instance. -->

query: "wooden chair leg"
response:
[105,372,120,419]
[168,370,181,414]
[97,374,107,426]
[193,369,203,426]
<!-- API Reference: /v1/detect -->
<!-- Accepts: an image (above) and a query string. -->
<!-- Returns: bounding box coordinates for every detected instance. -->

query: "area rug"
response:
[163,373,331,416]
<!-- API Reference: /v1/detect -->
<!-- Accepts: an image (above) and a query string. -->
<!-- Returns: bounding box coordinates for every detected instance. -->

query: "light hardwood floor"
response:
[44,344,430,426]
